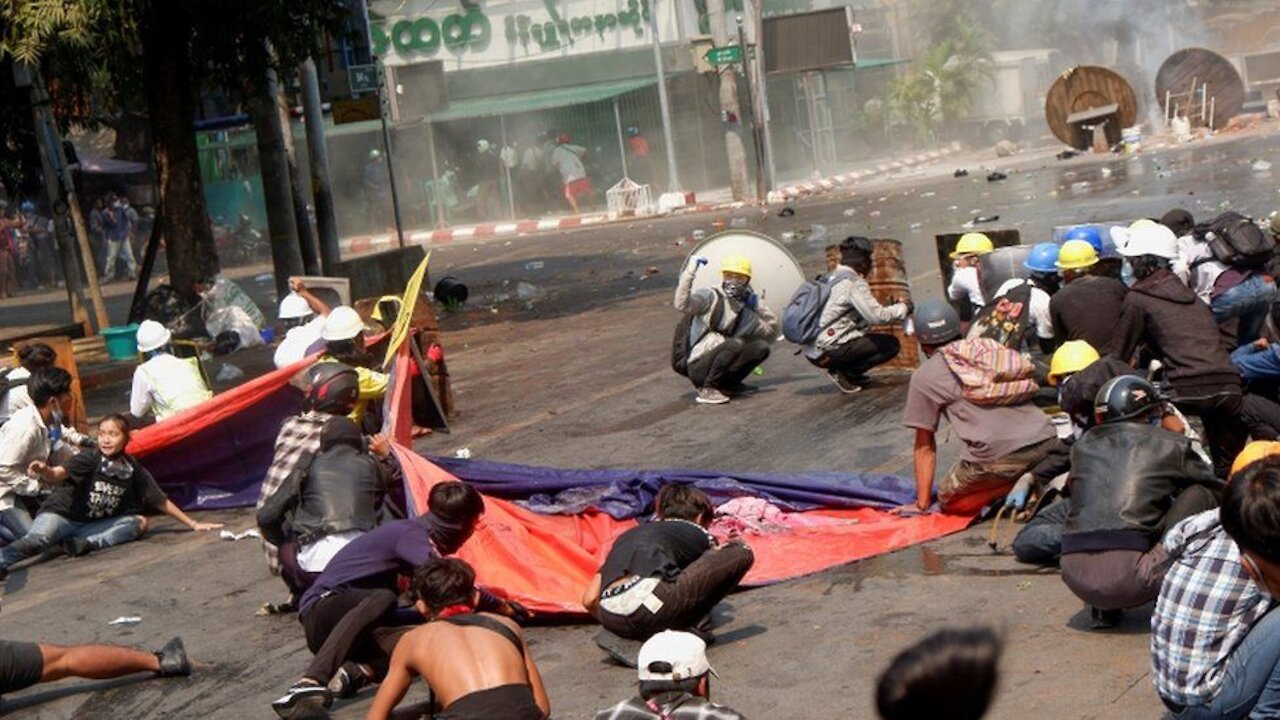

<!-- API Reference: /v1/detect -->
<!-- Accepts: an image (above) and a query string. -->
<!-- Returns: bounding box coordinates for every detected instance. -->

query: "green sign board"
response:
[349,64,379,93]
[705,45,742,65]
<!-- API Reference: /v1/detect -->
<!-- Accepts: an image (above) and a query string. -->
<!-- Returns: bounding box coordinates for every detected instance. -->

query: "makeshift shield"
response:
[685,230,806,312]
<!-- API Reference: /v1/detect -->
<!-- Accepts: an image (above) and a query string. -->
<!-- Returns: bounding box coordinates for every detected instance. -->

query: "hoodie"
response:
[1111,269,1240,396]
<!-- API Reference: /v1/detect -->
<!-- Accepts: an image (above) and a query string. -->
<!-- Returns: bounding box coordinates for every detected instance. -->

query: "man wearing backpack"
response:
[673,254,779,405]
[896,300,1057,515]
[804,240,911,394]
[1170,209,1277,347]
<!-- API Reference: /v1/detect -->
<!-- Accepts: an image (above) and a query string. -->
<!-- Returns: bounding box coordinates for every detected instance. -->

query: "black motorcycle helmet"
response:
[305,362,360,415]
[1094,375,1163,426]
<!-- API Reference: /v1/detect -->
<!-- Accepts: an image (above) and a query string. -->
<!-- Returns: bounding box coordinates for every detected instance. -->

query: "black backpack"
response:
[671,290,738,376]
[1193,211,1276,268]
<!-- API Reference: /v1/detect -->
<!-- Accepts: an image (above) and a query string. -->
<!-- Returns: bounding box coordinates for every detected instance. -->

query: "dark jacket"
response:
[1110,269,1240,397]
[1059,356,1139,429]
[1061,422,1221,554]
[1050,274,1127,352]
[257,444,393,547]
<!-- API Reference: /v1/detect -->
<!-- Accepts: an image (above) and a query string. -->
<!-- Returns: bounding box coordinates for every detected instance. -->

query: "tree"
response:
[890,8,992,144]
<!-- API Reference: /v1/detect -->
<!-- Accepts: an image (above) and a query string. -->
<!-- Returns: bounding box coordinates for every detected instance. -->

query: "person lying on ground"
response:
[0,636,190,702]
[0,413,222,580]
[272,481,528,720]
[256,362,363,607]
[274,277,333,369]
[804,239,911,395]
[1152,442,1280,718]
[0,368,92,546]
[365,558,549,720]
[893,300,1057,515]
[1048,376,1221,629]
[258,415,398,598]
[583,484,754,642]
[129,320,212,422]
[875,626,1002,720]
[0,342,57,426]
[318,306,388,431]
[594,629,745,720]
[673,254,779,406]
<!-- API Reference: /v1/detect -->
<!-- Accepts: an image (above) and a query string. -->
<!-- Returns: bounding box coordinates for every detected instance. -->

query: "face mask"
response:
[721,280,749,301]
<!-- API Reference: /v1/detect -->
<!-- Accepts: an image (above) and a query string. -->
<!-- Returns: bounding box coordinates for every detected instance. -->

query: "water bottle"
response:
[903,317,915,336]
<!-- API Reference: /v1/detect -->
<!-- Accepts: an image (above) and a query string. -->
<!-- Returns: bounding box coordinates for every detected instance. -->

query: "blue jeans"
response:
[0,513,144,569]
[0,505,33,545]
[1173,607,1280,719]
[1213,275,1276,346]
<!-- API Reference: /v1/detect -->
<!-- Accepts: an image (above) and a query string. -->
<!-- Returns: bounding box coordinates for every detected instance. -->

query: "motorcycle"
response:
[212,214,268,266]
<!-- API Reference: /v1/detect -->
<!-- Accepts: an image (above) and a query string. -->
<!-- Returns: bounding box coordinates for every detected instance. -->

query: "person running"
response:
[583,484,754,642]
[0,636,190,703]
[271,481,527,719]
[129,320,213,422]
[549,134,590,215]
[805,239,911,394]
[876,627,1002,720]
[593,630,747,720]
[0,413,222,579]
[673,255,779,405]
[366,558,550,720]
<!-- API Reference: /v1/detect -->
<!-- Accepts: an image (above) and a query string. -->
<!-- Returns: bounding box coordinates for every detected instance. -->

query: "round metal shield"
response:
[684,230,807,312]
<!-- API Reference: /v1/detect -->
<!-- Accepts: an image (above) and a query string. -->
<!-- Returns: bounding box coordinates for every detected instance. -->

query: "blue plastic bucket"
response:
[102,324,140,362]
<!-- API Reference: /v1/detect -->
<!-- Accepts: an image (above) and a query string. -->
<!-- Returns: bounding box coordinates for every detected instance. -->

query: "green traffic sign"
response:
[705,45,742,65]
[349,64,379,93]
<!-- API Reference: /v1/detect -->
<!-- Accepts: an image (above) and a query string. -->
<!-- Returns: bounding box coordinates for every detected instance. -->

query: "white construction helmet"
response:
[278,292,314,320]
[136,320,172,353]
[321,306,364,342]
[1116,220,1178,259]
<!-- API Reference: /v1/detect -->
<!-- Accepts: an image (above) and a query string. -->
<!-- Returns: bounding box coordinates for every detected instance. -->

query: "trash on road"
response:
[516,282,544,300]
[842,208,857,217]
[954,169,969,178]
[1100,167,1113,178]
[974,215,1000,224]
[909,222,923,230]
[644,267,660,276]
[986,171,1008,182]
[778,207,796,217]
[108,616,142,626]
[220,528,261,541]
[808,224,828,243]
[524,260,545,271]
[1254,160,1273,173]
[1056,149,1081,160]
[729,217,748,228]
[455,448,473,459]
[691,230,706,241]
[254,273,273,283]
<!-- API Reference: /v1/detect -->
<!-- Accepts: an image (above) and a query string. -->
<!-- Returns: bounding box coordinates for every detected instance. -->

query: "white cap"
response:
[278,292,314,320]
[136,320,172,353]
[321,306,364,342]
[637,631,717,682]
[1115,220,1178,259]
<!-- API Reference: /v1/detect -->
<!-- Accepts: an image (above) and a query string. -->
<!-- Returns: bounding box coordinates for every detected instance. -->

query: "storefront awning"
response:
[426,76,658,123]
[853,58,911,71]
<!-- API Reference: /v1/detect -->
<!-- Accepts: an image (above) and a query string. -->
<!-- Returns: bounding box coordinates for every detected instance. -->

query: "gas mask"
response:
[721,280,750,301]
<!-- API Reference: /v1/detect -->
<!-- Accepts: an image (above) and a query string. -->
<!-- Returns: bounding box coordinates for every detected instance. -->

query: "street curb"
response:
[336,147,957,254]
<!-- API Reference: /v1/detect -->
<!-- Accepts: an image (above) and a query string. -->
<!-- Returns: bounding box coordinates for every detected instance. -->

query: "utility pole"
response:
[249,53,304,300]
[277,83,320,276]
[706,0,751,201]
[300,58,341,274]
[647,0,680,192]
[737,16,765,203]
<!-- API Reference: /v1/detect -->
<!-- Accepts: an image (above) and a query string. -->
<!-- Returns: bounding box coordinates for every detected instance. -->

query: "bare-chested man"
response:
[365,558,549,720]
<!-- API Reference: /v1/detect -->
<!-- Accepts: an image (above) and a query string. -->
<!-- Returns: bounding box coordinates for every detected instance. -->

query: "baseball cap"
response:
[637,631,718,682]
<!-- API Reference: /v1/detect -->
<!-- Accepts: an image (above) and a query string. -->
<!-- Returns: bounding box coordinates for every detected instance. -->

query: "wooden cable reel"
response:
[1155,48,1244,129]
[1044,66,1139,149]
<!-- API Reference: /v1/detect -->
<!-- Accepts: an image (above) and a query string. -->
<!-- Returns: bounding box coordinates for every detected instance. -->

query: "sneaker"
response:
[64,537,94,558]
[723,383,759,396]
[155,637,191,677]
[826,370,863,395]
[695,387,731,405]
[327,662,373,699]
[272,682,332,719]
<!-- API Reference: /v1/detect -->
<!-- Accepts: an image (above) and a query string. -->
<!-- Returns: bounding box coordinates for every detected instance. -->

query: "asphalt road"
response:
[2,127,1279,719]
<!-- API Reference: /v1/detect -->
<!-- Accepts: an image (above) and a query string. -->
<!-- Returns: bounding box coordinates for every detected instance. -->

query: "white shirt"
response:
[0,405,49,511]
[297,530,363,573]
[947,265,985,307]
[273,315,326,369]
[550,145,586,183]
[0,367,32,426]
[1174,234,1225,304]
[994,278,1054,340]
[130,354,212,421]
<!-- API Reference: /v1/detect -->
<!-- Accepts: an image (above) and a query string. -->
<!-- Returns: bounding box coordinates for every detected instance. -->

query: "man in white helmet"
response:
[318,305,388,429]
[129,320,212,422]
[273,277,332,369]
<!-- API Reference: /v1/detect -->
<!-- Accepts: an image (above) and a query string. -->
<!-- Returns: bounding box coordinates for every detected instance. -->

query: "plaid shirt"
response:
[593,693,748,720]
[256,410,328,573]
[1151,510,1274,705]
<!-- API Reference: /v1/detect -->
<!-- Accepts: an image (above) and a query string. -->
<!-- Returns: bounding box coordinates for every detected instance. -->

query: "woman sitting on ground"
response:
[0,413,222,579]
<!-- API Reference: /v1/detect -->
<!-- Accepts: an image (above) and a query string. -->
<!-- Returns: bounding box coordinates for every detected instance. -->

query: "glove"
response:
[692,255,709,271]
[1003,473,1034,510]
[744,292,759,310]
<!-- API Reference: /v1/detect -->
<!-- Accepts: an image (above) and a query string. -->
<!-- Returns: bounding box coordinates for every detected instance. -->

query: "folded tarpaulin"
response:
[397,447,974,616]
[128,357,311,509]
[427,455,916,519]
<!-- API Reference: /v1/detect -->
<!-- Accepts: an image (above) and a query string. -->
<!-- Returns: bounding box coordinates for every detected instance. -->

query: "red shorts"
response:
[564,178,591,200]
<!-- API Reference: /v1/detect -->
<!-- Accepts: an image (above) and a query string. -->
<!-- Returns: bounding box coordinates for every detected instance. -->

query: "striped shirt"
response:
[594,693,748,720]
[256,410,329,573]
[1151,510,1274,705]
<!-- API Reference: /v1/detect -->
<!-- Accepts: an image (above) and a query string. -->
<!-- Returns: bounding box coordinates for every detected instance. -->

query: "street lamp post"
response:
[648,0,681,193]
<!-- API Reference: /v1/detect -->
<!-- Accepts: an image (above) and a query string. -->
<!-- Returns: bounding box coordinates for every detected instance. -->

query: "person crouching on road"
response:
[593,630,748,720]
[129,320,212,422]
[673,254,779,405]
[805,239,911,394]
[318,306,388,430]
[946,232,993,326]
[0,413,222,579]
[1058,376,1222,628]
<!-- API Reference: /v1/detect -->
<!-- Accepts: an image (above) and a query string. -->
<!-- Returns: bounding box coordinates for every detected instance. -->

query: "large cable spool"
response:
[1044,66,1139,149]
[684,230,806,313]
[1155,48,1244,127]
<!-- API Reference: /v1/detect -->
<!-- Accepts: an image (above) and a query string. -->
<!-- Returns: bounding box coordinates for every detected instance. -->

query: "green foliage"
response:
[890,6,992,143]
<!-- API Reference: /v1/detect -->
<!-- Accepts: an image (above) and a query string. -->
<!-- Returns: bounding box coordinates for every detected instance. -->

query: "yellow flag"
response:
[381,250,431,369]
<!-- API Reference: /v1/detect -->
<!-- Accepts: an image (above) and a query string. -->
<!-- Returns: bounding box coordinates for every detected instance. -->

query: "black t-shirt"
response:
[1049,275,1127,354]
[41,450,167,522]
[599,519,715,585]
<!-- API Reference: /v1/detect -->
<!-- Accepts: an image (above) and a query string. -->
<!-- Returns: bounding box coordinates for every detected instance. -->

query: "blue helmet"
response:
[1024,242,1061,273]
[1063,225,1104,256]
[19,200,35,213]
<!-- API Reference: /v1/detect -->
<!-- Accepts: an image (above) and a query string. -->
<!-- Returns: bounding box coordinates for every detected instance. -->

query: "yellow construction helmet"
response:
[1047,340,1100,386]
[1232,440,1280,476]
[721,255,753,278]
[1055,239,1099,271]
[950,232,994,258]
